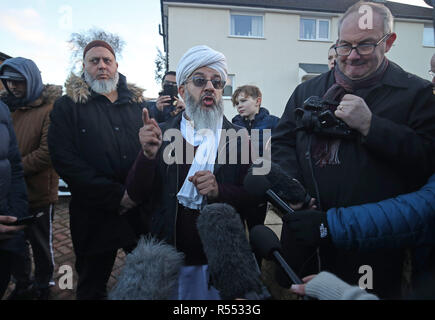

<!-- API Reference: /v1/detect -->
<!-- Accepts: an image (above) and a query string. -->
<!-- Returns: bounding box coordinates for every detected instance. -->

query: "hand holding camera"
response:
[156,82,180,112]
[335,94,372,136]
[294,96,358,138]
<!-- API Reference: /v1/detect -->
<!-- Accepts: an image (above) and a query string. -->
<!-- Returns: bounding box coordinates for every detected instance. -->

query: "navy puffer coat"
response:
[0,100,27,253]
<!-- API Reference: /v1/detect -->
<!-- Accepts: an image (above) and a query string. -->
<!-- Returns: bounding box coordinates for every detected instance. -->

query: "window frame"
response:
[229,12,265,39]
[423,23,435,47]
[299,17,331,41]
[223,74,235,99]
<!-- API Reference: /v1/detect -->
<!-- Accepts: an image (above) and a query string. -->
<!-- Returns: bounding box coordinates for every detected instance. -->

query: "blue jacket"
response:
[232,107,280,157]
[0,100,27,253]
[327,174,435,251]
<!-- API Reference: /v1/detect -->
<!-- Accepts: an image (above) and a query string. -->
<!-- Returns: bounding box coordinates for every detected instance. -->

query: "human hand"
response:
[156,95,173,112]
[139,108,162,160]
[282,210,330,246]
[290,274,317,296]
[119,191,137,215]
[188,170,219,199]
[334,94,372,136]
[0,216,25,240]
[289,197,317,210]
[171,97,185,116]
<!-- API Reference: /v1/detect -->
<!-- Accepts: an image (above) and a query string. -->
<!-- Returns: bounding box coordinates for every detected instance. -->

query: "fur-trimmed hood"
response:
[65,72,145,104]
[1,84,62,110]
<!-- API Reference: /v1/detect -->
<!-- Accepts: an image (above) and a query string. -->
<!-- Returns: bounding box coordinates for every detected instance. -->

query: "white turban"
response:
[176,45,228,87]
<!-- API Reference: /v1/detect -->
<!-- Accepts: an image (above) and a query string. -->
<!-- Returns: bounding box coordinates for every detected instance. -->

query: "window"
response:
[223,74,235,98]
[423,23,434,47]
[300,18,330,41]
[230,14,263,38]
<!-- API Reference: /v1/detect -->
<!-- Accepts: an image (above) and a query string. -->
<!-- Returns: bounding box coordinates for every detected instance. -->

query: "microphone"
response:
[249,224,303,285]
[243,159,311,215]
[197,203,271,300]
[108,235,184,300]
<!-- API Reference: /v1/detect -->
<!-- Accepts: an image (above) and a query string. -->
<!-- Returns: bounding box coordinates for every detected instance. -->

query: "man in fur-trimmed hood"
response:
[47,40,148,300]
[0,57,62,300]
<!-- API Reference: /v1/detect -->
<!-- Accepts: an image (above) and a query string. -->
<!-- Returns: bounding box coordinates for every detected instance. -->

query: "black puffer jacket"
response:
[48,73,147,254]
[0,100,27,253]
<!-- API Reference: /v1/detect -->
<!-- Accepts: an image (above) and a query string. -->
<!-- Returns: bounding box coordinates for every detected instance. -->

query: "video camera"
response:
[294,96,357,139]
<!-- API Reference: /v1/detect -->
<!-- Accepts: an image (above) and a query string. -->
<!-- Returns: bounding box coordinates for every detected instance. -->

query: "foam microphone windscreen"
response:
[244,158,309,204]
[249,224,282,260]
[197,203,270,300]
[108,236,184,300]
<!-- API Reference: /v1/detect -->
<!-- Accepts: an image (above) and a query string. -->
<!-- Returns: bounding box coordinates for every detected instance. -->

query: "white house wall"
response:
[167,4,434,120]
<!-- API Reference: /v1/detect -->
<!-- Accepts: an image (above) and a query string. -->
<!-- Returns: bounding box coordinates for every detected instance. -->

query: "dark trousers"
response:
[75,250,118,300]
[0,250,12,299]
[10,205,55,289]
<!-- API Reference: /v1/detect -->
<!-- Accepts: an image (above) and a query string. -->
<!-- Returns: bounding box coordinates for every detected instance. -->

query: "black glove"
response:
[282,210,331,247]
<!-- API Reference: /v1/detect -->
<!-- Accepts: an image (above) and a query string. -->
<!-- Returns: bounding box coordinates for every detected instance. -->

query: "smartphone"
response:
[7,212,44,226]
[161,83,179,106]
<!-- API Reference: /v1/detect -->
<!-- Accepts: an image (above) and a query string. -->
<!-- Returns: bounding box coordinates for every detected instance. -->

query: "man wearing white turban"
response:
[124,45,264,299]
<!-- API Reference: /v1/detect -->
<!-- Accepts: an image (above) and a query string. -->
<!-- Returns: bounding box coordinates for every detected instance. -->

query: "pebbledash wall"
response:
[164,3,434,120]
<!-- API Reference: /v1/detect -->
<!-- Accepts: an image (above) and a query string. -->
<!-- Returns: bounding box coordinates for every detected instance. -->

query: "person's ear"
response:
[179,85,185,100]
[256,96,262,108]
[384,33,396,53]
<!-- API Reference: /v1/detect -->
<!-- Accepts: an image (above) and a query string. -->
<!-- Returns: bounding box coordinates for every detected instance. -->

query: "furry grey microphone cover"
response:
[197,203,265,300]
[108,236,184,300]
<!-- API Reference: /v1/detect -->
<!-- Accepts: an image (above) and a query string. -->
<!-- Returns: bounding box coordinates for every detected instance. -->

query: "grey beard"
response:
[184,90,224,132]
[84,70,119,94]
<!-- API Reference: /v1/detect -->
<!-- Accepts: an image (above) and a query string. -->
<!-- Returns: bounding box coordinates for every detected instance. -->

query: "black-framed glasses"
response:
[184,76,226,90]
[335,33,391,56]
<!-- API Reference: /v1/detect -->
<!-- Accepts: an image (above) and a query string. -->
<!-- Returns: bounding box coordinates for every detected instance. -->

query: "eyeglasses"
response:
[184,76,226,90]
[429,70,435,78]
[335,33,391,56]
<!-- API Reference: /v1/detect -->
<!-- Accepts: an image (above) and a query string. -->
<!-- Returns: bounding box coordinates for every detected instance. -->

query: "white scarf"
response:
[176,114,223,210]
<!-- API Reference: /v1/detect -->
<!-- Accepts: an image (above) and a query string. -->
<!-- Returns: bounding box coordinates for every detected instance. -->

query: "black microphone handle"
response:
[272,250,303,285]
[265,189,294,215]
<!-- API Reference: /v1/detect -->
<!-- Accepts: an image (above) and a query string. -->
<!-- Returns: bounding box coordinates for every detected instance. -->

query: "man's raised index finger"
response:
[142,108,150,125]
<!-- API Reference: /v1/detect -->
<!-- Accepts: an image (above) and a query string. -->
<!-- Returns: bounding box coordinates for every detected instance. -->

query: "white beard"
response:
[84,69,119,94]
[184,90,224,132]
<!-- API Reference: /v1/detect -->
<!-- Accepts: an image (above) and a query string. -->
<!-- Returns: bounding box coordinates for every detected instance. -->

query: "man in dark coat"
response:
[147,71,186,123]
[0,100,27,298]
[272,1,435,299]
[47,40,147,300]
[0,57,62,300]
[125,45,263,299]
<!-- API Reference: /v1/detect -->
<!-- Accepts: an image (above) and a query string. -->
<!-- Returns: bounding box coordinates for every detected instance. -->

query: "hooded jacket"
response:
[0,100,27,253]
[0,57,62,209]
[48,72,147,254]
[0,57,44,109]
